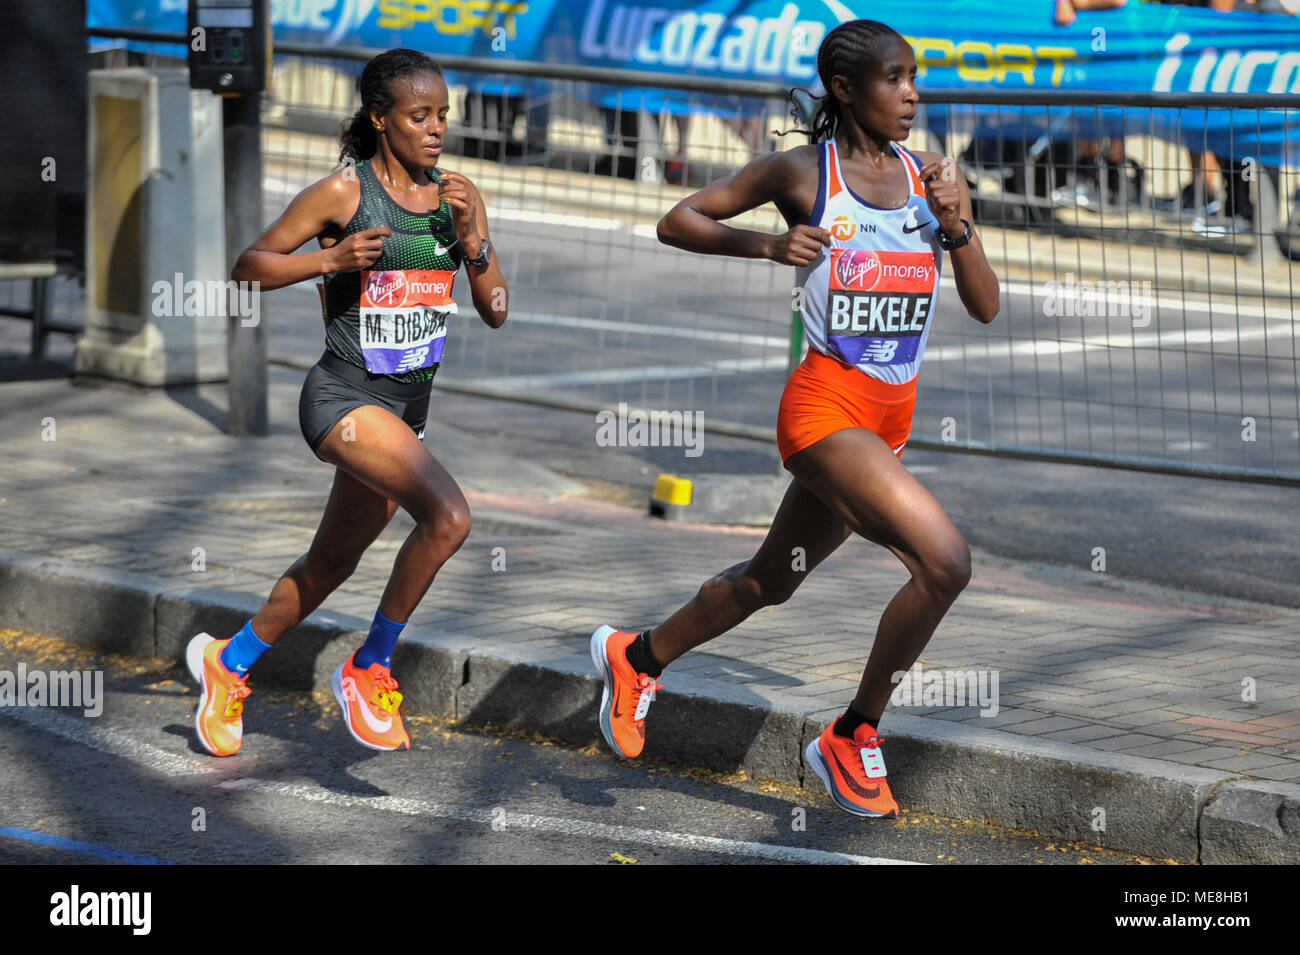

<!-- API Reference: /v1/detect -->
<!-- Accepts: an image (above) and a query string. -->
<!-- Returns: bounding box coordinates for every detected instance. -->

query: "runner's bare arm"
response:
[231,173,388,292]
[916,151,999,324]
[440,171,507,329]
[465,192,508,328]
[657,148,829,265]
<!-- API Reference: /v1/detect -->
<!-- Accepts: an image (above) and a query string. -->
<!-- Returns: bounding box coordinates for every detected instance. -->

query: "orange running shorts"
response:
[776,348,917,466]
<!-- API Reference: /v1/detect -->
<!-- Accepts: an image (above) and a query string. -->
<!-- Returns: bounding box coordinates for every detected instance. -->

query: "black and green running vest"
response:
[321,159,465,383]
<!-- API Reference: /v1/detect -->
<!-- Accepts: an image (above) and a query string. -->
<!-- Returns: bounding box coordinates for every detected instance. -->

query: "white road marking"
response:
[484,206,624,232]
[1011,279,1295,321]
[2,701,920,866]
[470,356,784,391]
[288,271,1290,361]
[283,283,790,349]
[1,702,217,780]
[500,311,790,348]
[265,172,1295,322]
[270,197,1296,373]
[244,779,916,865]
[924,324,1280,363]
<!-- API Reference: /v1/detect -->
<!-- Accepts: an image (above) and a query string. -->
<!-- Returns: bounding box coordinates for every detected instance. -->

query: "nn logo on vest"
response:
[49,885,151,935]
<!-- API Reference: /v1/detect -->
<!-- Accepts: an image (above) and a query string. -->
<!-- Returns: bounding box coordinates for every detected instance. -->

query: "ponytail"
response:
[337,48,444,165]
[339,108,378,164]
[778,87,840,144]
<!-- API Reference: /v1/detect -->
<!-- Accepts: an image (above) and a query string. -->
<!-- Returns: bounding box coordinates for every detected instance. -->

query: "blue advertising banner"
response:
[89,1,1300,164]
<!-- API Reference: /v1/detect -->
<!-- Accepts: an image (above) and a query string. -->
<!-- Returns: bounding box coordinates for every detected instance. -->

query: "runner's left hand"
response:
[434,170,484,251]
[919,159,964,239]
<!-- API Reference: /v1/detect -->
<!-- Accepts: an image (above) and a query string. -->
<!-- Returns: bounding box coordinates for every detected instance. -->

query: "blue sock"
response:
[220,620,271,676]
[353,609,405,670]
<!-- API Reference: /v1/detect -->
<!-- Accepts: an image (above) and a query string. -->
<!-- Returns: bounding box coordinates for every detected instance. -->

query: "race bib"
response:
[826,249,935,367]
[358,269,458,374]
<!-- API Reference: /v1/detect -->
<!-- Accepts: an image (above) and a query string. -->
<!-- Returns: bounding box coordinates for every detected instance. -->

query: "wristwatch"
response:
[937,218,973,252]
[465,239,493,270]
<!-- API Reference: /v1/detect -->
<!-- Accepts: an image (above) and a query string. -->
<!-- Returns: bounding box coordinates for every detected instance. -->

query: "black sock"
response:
[624,630,663,678]
[834,704,881,740]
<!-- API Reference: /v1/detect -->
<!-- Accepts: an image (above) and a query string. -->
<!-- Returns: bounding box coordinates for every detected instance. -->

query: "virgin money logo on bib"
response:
[365,271,409,308]
[833,249,881,292]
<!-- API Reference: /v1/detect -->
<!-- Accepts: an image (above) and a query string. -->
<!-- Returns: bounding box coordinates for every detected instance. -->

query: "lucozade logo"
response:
[579,1,824,78]
[271,0,379,42]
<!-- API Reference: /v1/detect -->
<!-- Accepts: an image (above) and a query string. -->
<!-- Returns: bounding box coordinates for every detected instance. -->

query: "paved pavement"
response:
[0,369,1297,862]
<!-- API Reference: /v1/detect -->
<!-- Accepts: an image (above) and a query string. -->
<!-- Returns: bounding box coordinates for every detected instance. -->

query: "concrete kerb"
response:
[0,550,1293,864]
[821,708,1222,863]
[0,549,156,658]
[1201,780,1300,865]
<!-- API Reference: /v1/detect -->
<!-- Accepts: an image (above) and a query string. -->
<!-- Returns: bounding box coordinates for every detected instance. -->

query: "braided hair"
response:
[783,20,907,143]
[339,48,444,164]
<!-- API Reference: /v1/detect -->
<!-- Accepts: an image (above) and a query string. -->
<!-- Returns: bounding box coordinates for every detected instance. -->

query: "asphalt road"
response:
[0,630,1159,866]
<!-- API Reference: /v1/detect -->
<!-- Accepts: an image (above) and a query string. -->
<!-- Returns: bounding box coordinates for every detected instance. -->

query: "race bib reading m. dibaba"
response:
[359,269,458,375]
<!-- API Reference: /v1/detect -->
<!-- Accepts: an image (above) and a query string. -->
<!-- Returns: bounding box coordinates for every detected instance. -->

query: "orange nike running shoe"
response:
[332,652,411,751]
[186,633,251,757]
[590,625,662,759]
[806,718,900,818]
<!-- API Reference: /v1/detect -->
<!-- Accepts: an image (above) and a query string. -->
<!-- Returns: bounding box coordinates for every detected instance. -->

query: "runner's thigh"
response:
[787,427,967,577]
[316,404,467,526]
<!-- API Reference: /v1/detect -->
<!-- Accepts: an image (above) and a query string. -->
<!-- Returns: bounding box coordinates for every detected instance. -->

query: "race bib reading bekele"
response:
[359,269,458,374]
[826,249,935,367]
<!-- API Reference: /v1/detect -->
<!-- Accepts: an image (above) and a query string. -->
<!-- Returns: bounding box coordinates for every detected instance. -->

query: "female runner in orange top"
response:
[591,19,999,818]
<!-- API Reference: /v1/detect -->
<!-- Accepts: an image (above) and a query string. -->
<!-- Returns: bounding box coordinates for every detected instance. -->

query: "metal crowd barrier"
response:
[86,30,1300,482]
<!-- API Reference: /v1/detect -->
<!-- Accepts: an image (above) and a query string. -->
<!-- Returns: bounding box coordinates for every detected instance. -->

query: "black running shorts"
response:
[298,350,432,455]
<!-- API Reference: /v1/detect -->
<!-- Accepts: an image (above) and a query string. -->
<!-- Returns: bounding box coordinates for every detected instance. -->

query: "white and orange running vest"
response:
[796,138,943,386]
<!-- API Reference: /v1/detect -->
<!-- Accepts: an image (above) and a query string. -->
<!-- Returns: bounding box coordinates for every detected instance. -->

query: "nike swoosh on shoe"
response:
[829,746,882,799]
[343,676,393,733]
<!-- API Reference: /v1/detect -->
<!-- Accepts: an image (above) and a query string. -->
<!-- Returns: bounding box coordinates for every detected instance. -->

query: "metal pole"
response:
[223,89,268,436]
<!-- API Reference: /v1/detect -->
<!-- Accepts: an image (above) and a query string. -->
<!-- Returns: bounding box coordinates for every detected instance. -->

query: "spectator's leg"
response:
[30,275,50,361]
[665,113,689,184]
[524,91,550,159]
[1198,152,1224,215]
[1224,157,1255,224]
[1102,137,1130,207]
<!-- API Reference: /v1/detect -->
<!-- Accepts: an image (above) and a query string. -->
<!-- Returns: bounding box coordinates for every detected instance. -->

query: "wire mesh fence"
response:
[65,37,1300,481]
